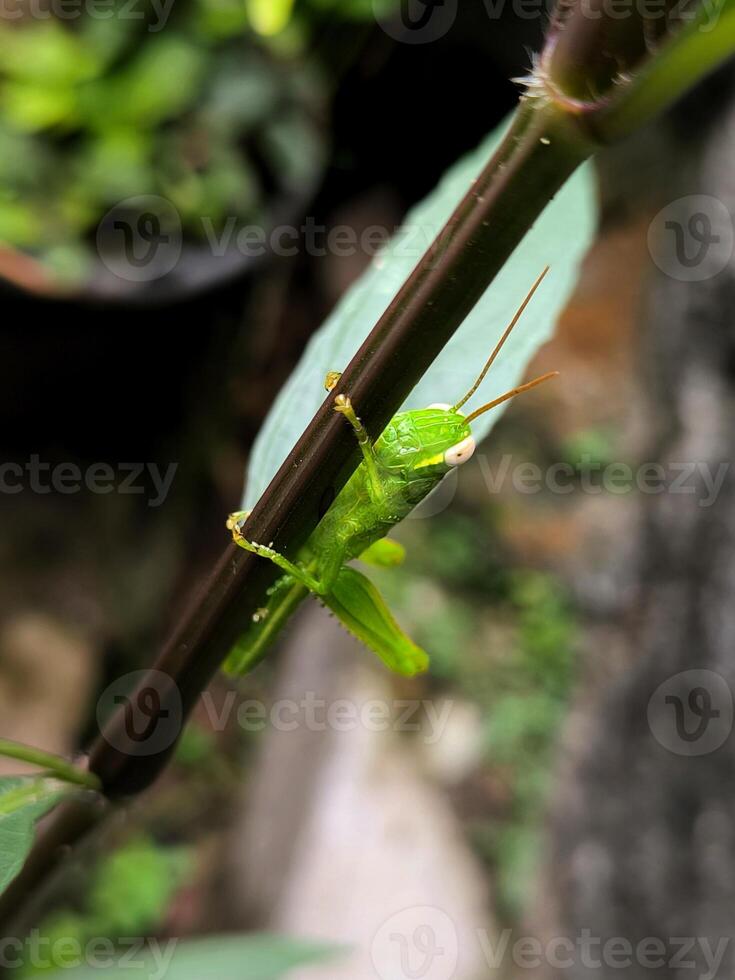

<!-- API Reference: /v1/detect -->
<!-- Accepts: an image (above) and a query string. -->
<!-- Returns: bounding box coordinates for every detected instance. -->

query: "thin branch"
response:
[0,741,101,791]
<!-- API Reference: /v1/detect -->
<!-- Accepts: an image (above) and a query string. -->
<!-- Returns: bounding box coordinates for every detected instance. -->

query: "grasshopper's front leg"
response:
[227,512,328,595]
[229,394,386,593]
[228,511,348,597]
[333,394,384,500]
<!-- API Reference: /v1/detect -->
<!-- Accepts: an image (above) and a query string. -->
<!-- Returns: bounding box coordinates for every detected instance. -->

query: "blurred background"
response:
[2,0,735,977]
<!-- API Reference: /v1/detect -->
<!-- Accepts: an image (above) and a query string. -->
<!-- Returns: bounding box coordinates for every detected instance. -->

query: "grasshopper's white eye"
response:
[444,435,475,467]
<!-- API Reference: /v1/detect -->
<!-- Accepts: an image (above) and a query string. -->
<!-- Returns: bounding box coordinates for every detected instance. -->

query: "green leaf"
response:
[0,777,66,896]
[44,934,345,979]
[243,116,596,509]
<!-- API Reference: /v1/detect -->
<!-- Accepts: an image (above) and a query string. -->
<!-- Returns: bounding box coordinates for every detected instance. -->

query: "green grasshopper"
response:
[226,269,557,678]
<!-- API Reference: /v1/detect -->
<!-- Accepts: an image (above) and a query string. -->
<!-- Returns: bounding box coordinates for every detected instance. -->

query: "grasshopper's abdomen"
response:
[306,464,396,564]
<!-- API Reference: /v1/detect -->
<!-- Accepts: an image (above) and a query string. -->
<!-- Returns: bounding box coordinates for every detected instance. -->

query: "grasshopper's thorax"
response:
[307,405,476,565]
[376,406,475,483]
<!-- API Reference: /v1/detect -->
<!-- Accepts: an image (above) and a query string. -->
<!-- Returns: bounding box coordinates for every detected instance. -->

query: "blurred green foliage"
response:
[174,724,218,768]
[477,570,575,917]
[561,425,618,472]
[374,506,576,922]
[0,0,395,281]
[19,836,191,975]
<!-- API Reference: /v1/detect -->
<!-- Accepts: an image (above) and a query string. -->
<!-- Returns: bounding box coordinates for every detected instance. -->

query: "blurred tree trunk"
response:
[542,67,735,980]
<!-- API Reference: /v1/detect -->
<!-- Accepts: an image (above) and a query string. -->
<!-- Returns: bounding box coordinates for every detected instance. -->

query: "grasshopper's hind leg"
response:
[227,512,326,595]
[225,575,308,676]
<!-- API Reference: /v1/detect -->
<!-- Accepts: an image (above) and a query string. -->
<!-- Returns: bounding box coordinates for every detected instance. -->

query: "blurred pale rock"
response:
[226,605,494,980]
[0,613,96,773]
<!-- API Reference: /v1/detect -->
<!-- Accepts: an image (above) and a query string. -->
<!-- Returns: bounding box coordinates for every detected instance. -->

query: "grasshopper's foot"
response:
[324,371,342,392]
[226,510,251,539]
[334,393,359,426]
[228,513,286,570]
[334,393,370,447]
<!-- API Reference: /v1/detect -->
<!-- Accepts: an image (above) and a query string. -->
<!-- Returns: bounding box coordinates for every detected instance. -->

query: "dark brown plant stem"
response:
[0,99,592,934]
[542,0,735,143]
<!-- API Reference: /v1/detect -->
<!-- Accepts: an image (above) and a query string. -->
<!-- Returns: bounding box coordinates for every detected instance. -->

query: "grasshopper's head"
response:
[405,405,475,476]
[411,269,560,476]
[384,365,558,486]
[378,271,560,485]
[396,268,561,479]
[375,406,473,485]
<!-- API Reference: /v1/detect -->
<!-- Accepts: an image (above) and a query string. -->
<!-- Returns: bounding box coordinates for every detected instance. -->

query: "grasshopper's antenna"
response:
[464,371,559,424]
[453,266,550,412]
